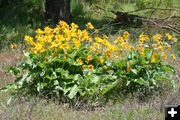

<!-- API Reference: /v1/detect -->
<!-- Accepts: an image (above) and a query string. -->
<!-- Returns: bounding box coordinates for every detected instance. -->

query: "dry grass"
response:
[0,50,180,120]
[0,50,23,87]
[0,96,165,120]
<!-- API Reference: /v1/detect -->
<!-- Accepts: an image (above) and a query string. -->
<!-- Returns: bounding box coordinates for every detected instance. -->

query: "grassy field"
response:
[0,0,180,120]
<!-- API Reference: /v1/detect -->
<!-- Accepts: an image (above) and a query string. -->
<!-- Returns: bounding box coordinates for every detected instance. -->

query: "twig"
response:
[142,18,180,35]
[90,20,122,36]
[161,26,180,35]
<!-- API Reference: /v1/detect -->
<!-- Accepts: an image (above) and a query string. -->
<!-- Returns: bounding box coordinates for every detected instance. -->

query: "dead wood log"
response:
[111,11,143,27]
[112,11,180,35]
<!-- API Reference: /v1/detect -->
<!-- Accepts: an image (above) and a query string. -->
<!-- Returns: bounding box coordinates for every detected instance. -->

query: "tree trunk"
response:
[45,0,70,24]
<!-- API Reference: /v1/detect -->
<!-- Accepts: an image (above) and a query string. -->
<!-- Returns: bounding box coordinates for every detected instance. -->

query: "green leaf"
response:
[37,83,41,92]
[37,83,47,92]
[145,49,152,59]
[126,80,131,86]
[91,75,100,84]
[67,85,78,99]
[8,67,20,76]
[17,72,29,86]
[55,68,70,79]
[133,78,145,85]
[67,58,74,64]
[155,74,170,81]
[115,60,127,68]
[160,65,175,73]
[101,80,118,95]
[0,84,17,92]
[131,69,137,75]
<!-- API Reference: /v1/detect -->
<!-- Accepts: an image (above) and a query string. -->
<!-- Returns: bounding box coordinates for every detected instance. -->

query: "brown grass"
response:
[0,50,23,87]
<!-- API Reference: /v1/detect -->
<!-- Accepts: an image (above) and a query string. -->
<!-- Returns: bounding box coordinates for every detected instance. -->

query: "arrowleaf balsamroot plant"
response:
[0,21,177,102]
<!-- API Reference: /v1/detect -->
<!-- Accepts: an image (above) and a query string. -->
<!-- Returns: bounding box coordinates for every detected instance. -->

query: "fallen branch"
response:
[111,10,180,35]
[142,18,180,35]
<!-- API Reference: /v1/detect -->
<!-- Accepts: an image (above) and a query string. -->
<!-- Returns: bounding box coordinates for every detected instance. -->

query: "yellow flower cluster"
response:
[151,33,177,62]
[24,21,118,62]
[24,21,111,70]
[25,21,93,54]
[24,21,177,70]
[114,31,176,62]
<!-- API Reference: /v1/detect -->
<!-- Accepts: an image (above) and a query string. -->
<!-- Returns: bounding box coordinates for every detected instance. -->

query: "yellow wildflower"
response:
[55,34,64,42]
[44,26,53,34]
[59,20,69,30]
[90,47,96,52]
[93,42,100,48]
[162,53,168,60]
[123,31,129,40]
[108,45,117,51]
[70,30,77,38]
[64,29,71,40]
[166,33,172,40]
[53,27,60,34]
[105,50,112,58]
[24,35,34,44]
[76,58,83,65]
[88,65,94,70]
[35,28,44,35]
[138,47,145,57]
[102,40,111,47]
[171,54,176,60]
[139,32,149,45]
[124,44,131,50]
[82,65,86,70]
[86,22,94,29]
[62,43,70,50]
[73,39,81,49]
[71,23,78,30]
[95,37,103,43]
[33,43,45,54]
[127,61,133,73]
[166,44,172,51]
[158,45,164,52]
[10,44,17,49]
[86,55,93,62]
[77,29,82,37]
[113,39,118,44]
[51,41,57,49]
[151,53,159,63]
[98,57,104,63]
[153,33,162,42]
[81,30,91,42]
[172,37,177,43]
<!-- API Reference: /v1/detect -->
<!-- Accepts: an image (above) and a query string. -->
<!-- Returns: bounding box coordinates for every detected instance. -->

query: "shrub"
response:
[2,21,118,101]
[0,21,177,102]
[113,32,176,94]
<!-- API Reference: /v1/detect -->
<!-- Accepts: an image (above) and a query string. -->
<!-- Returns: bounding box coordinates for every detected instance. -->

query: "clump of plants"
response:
[0,21,177,102]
